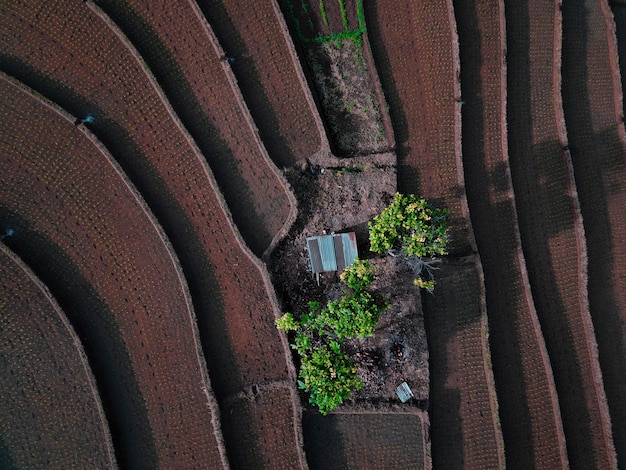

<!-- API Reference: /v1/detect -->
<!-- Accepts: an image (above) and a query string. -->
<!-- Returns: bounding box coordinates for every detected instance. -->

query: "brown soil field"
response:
[96,0,295,256]
[363,0,472,255]
[0,3,303,466]
[221,385,305,469]
[195,0,325,167]
[364,2,505,468]
[564,0,626,465]
[423,257,504,469]
[303,410,429,470]
[0,247,116,469]
[454,1,565,468]
[0,76,225,468]
[505,0,616,467]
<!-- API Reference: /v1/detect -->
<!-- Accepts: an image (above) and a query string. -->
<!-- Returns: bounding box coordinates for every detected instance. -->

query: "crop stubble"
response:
[0,248,116,469]
[562,0,626,465]
[456,1,566,468]
[365,1,504,468]
[96,0,295,256]
[0,76,225,469]
[303,411,428,470]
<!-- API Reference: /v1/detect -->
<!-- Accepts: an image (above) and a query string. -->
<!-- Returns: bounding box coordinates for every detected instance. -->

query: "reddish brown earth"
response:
[303,411,429,470]
[0,247,116,469]
[96,0,295,256]
[423,258,504,469]
[196,0,325,167]
[0,76,225,469]
[469,0,572,464]
[563,0,626,465]
[221,385,305,469]
[364,1,505,468]
[505,0,615,467]
[1,3,304,468]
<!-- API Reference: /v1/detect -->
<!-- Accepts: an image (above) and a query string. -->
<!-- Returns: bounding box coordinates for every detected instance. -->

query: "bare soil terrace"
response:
[1,3,302,467]
[96,0,294,257]
[0,247,116,469]
[0,76,225,469]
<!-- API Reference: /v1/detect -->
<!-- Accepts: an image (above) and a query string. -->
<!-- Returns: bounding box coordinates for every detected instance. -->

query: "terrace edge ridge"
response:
[1,70,232,469]
[555,1,618,466]
[0,243,118,469]
[184,0,299,260]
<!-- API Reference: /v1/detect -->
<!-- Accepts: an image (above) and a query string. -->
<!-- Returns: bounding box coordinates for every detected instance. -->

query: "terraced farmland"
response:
[563,0,626,465]
[196,0,326,167]
[0,247,116,469]
[505,0,615,467]
[303,411,428,470]
[2,0,625,468]
[0,75,225,468]
[95,0,295,256]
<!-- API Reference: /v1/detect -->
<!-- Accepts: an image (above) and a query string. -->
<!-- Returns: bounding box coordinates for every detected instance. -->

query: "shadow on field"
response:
[565,2,626,465]
[96,0,273,256]
[456,0,539,466]
[302,412,349,470]
[0,210,157,470]
[0,62,274,466]
[195,0,302,168]
[362,0,417,195]
[0,436,17,470]
[422,260,473,469]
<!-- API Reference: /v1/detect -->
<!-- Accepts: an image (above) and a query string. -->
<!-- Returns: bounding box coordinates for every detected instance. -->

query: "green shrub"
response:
[369,193,449,258]
[276,259,388,414]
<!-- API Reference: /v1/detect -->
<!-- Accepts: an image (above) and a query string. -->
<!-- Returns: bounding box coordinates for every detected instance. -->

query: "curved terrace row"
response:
[505,0,615,467]
[94,0,296,256]
[1,1,305,467]
[563,0,626,464]
[0,247,116,469]
[0,75,225,469]
[195,0,327,167]
[363,1,505,468]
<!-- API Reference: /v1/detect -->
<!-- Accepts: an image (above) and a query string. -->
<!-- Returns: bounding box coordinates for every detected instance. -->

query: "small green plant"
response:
[276,259,388,414]
[369,193,450,291]
[319,0,329,26]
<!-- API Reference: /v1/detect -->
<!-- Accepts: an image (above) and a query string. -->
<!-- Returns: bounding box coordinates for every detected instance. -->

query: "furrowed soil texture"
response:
[0,76,225,468]
[0,247,116,469]
[303,411,429,470]
[280,0,393,156]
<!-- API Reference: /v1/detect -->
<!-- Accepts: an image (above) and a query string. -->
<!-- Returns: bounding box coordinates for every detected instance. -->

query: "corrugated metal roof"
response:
[306,232,359,275]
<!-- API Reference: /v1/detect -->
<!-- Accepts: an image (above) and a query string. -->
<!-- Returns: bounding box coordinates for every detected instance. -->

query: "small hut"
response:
[306,232,358,283]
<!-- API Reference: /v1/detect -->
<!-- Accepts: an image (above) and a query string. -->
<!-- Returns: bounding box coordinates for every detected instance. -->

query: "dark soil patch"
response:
[269,161,430,406]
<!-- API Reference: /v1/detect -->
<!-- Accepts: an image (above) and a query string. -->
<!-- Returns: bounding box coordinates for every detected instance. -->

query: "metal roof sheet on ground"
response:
[306,232,358,275]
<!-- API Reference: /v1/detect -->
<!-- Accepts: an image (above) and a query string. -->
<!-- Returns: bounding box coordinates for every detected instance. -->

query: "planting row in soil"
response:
[505,1,615,467]
[423,258,504,470]
[1,3,303,466]
[221,385,305,469]
[453,1,567,467]
[0,247,116,469]
[303,410,428,470]
[0,76,225,469]
[96,0,294,257]
[563,0,626,465]
[195,0,325,167]
[363,0,472,255]
[364,3,507,468]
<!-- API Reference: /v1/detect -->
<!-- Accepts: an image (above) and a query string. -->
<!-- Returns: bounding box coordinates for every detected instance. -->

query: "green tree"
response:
[369,193,450,292]
[276,259,388,414]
